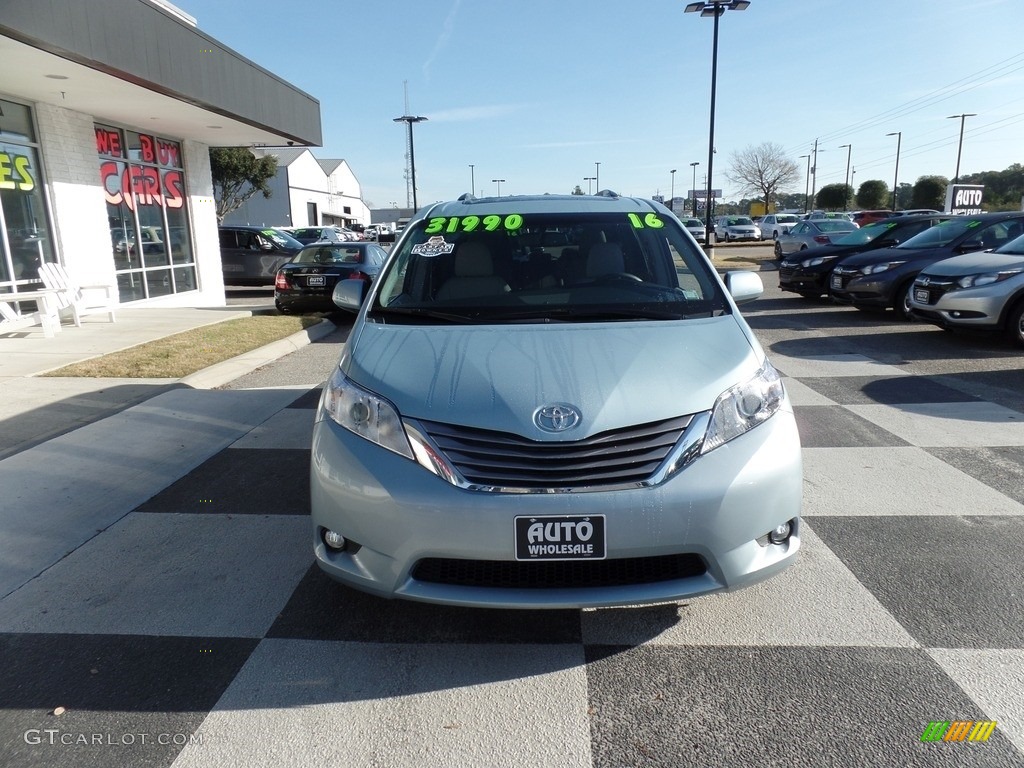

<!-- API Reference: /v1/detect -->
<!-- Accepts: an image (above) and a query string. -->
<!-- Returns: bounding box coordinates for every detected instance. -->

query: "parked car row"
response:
[778,211,1024,345]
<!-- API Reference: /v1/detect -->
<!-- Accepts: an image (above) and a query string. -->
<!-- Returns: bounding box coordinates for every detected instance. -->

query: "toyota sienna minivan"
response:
[310,193,802,608]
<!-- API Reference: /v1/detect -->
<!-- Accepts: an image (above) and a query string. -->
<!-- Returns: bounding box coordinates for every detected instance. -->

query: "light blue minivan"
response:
[310,192,802,608]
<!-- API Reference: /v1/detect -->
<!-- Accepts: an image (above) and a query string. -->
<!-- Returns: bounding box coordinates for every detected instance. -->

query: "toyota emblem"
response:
[534,404,582,432]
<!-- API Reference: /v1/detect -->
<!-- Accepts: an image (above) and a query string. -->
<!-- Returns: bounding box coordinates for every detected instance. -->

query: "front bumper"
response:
[779,263,831,295]
[309,408,803,609]
[910,288,1008,331]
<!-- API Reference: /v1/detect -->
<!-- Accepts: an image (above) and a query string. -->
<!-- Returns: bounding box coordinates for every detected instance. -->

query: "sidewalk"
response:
[0,307,336,460]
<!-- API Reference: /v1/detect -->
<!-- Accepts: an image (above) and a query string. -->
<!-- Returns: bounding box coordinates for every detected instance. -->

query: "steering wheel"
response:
[594,272,643,284]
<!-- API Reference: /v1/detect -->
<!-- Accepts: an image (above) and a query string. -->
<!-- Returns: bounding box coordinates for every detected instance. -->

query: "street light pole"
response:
[670,169,676,211]
[839,143,852,211]
[685,0,750,248]
[469,164,475,196]
[946,113,976,183]
[689,162,700,217]
[492,178,505,196]
[393,115,428,210]
[798,154,810,213]
[595,162,601,193]
[886,131,902,211]
[584,176,596,195]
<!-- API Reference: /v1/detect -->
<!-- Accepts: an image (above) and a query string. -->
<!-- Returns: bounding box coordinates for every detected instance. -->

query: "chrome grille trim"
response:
[405,412,709,494]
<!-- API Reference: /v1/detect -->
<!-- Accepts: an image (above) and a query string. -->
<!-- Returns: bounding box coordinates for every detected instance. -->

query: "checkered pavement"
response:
[1,344,1023,767]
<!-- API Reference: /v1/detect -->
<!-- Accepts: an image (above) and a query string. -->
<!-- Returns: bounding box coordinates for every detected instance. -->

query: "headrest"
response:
[586,242,625,277]
[454,242,494,277]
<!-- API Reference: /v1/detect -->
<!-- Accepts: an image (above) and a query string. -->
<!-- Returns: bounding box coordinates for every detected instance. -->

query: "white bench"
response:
[0,291,62,337]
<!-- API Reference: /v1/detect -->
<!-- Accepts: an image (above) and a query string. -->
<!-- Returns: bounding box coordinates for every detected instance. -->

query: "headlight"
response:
[320,367,414,459]
[860,261,906,275]
[955,269,1023,289]
[801,255,839,268]
[702,360,785,454]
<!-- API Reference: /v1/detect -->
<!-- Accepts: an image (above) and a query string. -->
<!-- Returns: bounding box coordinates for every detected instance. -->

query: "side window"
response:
[218,229,236,249]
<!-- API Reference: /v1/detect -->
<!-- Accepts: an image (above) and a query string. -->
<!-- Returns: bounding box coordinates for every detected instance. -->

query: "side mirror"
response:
[723,270,763,305]
[333,278,368,311]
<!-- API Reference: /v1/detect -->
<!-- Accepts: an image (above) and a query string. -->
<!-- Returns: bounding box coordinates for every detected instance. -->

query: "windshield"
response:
[728,217,755,226]
[776,215,798,224]
[370,210,728,323]
[996,232,1024,256]
[832,220,898,246]
[261,228,303,248]
[896,218,977,249]
[293,245,365,264]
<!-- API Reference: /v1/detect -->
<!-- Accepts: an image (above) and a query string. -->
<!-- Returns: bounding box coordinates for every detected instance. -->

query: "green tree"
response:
[570,185,585,195]
[726,142,800,213]
[856,179,890,209]
[911,176,948,210]
[210,147,279,223]
[815,184,852,211]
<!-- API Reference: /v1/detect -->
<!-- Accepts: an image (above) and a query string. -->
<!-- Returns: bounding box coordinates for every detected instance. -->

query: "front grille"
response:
[913,278,955,305]
[411,553,707,589]
[778,266,795,280]
[417,415,693,489]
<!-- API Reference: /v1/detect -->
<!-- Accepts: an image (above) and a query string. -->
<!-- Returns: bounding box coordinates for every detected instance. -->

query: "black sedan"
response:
[829,211,1024,319]
[779,214,950,299]
[274,242,388,314]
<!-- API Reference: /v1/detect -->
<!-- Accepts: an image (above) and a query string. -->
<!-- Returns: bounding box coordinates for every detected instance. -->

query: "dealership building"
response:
[0,0,321,308]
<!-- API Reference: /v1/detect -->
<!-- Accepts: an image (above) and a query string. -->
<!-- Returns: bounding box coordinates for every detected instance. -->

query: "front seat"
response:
[435,242,510,301]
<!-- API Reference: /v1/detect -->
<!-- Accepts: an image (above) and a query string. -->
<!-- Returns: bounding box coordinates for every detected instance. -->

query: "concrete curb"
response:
[179,318,338,389]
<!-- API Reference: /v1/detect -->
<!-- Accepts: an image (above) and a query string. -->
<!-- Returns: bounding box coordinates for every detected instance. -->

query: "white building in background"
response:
[220,149,370,230]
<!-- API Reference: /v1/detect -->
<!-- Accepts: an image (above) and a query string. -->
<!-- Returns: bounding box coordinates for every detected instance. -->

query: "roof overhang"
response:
[0,0,322,148]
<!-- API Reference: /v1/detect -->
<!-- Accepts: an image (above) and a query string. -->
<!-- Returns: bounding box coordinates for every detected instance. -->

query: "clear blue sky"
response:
[173,0,1024,208]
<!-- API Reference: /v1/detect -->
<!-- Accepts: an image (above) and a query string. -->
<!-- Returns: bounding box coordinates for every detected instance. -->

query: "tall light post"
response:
[799,154,810,213]
[685,0,750,248]
[492,178,505,196]
[839,143,852,211]
[469,164,475,196]
[809,138,822,212]
[689,162,700,217]
[584,176,596,195]
[947,113,976,183]
[670,169,677,211]
[886,131,902,211]
[393,114,428,210]
[595,162,601,192]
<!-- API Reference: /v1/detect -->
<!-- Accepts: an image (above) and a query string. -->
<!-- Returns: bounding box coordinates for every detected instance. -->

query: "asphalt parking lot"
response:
[2,264,1022,767]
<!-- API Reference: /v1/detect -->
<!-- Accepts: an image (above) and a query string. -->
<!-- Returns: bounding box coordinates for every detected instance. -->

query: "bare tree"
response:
[726,142,800,213]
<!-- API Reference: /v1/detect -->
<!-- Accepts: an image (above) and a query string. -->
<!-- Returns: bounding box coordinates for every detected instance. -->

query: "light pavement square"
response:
[802,446,1024,516]
[928,649,1024,754]
[846,401,1024,447]
[768,352,907,379]
[229,407,315,450]
[580,524,917,648]
[782,377,837,406]
[173,640,591,768]
[0,513,310,638]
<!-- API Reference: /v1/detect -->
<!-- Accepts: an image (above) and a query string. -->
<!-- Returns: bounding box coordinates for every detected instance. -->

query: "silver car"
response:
[311,193,802,608]
[680,216,707,241]
[758,213,800,241]
[774,218,859,258]
[909,232,1024,347]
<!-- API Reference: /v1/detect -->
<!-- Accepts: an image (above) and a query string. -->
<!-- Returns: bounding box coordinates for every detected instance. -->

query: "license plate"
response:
[914,288,929,304]
[514,515,606,561]
[306,275,326,286]
[830,274,842,289]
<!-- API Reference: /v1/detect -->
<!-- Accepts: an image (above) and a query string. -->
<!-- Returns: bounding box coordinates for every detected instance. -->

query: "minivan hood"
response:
[343,317,761,440]
[921,252,1024,277]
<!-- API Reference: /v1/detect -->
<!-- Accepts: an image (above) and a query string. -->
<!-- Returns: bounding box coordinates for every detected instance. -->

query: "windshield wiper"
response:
[496,307,699,322]
[372,306,476,323]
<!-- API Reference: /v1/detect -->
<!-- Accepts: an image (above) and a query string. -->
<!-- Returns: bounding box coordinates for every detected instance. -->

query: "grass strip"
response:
[41,315,322,378]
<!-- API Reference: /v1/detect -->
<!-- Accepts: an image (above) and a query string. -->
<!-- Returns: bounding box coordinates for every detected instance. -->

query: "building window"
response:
[96,123,196,300]
[0,98,57,294]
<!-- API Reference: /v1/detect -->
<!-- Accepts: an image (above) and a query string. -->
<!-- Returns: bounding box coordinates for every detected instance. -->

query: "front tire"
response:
[893,279,916,321]
[1007,299,1024,347]
[774,241,783,259]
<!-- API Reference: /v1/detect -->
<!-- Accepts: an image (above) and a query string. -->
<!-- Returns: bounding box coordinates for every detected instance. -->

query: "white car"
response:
[680,217,707,241]
[714,216,761,242]
[758,214,800,241]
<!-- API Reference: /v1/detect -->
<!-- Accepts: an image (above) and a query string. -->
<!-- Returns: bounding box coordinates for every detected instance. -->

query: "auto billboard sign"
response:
[944,184,985,215]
